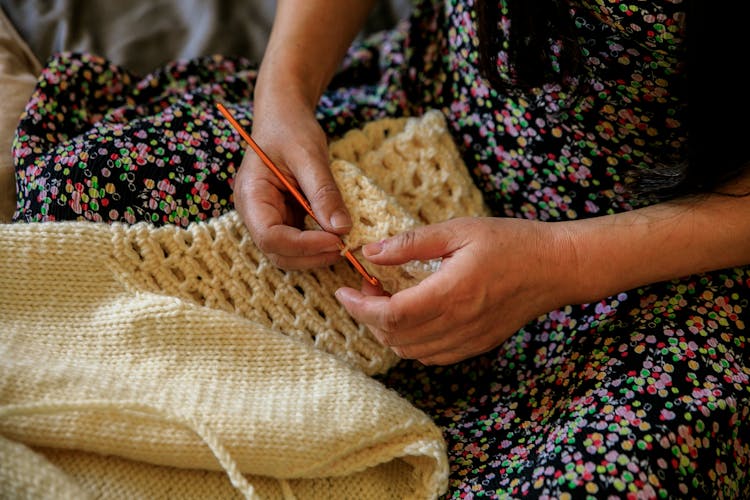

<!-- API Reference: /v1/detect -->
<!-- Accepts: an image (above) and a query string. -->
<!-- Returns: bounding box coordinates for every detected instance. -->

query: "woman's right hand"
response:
[231,0,377,269]
[233,86,352,270]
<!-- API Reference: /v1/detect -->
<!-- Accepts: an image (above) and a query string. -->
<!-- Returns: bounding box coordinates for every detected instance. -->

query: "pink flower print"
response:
[70,190,82,214]
[584,200,599,214]
[659,408,675,421]
[595,301,612,315]
[123,210,136,224]
[157,179,176,195]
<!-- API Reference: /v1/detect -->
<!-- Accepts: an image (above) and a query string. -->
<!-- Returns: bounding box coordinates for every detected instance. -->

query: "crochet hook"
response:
[216,102,381,288]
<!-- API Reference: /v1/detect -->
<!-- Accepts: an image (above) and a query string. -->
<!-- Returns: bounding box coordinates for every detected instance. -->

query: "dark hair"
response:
[680,1,749,197]
[475,0,749,200]
[476,0,581,90]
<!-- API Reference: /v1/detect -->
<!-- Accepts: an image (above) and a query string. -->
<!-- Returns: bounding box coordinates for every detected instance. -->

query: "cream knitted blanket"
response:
[0,110,489,499]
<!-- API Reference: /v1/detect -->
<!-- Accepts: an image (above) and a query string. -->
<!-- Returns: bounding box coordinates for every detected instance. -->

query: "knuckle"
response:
[266,253,285,268]
[380,308,402,333]
[391,345,414,360]
[397,229,418,250]
[400,345,421,360]
[253,233,274,255]
[309,182,341,207]
[417,356,436,366]
[376,328,396,347]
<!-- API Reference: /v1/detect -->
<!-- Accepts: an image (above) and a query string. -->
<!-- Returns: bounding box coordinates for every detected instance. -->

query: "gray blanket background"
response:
[0,0,411,75]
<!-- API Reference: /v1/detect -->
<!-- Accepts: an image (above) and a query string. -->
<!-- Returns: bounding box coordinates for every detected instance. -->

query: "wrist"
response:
[540,220,599,306]
[550,215,658,305]
[549,191,750,305]
[255,60,323,113]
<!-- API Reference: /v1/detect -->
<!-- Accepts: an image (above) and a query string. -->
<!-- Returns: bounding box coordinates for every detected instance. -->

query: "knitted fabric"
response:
[0,111,487,499]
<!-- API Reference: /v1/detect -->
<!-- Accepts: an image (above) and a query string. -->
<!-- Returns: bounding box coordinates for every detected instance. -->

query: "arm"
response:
[565,169,750,304]
[257,0,377,109]
[233,0,377,269]
[335,168,750,365]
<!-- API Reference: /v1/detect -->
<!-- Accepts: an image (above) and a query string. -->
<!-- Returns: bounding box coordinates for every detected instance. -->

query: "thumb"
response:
[362,222,462,266]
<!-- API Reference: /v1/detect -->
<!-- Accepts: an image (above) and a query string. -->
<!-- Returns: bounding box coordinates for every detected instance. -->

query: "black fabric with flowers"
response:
[12,1,749,498]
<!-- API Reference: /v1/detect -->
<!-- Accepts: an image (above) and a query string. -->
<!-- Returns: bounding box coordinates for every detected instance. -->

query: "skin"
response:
[336,175,750,365]
[236,1,750,366]
[235,0,377,270]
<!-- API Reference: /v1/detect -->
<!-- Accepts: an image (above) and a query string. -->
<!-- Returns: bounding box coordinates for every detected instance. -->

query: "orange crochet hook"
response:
[216,102,380,287]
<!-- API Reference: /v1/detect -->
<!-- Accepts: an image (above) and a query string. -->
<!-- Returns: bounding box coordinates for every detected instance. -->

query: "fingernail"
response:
[330,210,352,231]
[335,288,353,302]
[362,240,384,257]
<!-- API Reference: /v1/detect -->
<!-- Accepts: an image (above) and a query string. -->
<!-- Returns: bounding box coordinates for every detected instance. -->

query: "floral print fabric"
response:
[11,0,749,498]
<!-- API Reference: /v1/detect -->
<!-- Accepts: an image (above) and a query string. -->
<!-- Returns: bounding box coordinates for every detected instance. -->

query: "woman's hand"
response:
[335,167,750,365]
[334,217,578,365]
[231,0,377,270]
[232,90,351,270]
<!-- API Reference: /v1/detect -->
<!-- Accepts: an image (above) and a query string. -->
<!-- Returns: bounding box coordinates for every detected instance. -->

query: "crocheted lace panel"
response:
[110,110,489,375]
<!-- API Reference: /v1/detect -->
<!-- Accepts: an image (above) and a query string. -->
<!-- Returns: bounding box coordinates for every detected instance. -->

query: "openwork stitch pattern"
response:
[109,110,488,375]
[328,110,490,292]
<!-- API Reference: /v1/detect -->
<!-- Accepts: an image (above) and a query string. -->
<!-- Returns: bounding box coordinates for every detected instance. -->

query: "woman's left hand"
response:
[335,216,578,365]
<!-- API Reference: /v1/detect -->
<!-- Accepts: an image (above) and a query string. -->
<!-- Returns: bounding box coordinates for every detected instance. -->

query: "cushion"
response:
[0,7,40,222]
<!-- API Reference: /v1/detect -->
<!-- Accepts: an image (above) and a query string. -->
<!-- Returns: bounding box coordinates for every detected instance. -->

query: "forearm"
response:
[257,0,378,109]
[560,168,750,303]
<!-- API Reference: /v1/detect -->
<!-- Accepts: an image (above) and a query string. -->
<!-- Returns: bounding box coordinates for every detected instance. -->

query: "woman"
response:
[13,0,750,497]
[231,0,750,497]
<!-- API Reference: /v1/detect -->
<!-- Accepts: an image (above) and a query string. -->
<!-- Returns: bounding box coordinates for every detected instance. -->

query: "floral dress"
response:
[12,0,749,498]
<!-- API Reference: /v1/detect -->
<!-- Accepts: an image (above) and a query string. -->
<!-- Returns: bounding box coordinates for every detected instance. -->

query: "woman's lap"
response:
[12,52,750,499]
[381,269,750,498]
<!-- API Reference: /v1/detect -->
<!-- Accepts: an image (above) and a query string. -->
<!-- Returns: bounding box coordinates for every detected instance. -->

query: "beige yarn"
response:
[327,110,490,292]
[0,110,488,499]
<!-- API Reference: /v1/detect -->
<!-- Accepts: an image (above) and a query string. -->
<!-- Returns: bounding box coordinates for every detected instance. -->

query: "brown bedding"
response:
[0,7,40,222]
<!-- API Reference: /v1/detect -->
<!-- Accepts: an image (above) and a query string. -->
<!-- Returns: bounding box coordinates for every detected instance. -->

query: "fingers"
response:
[259,118,352,236]
[296,165,352,235]
[234,154,345,269]
[257,225,347,269]
[336,233,507,365]
[232,80,365,270]
[336,283,498,365]
[336,283,442,333]
[232,103,353,268]
[335,280,453,360]
[362,219,469,265]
